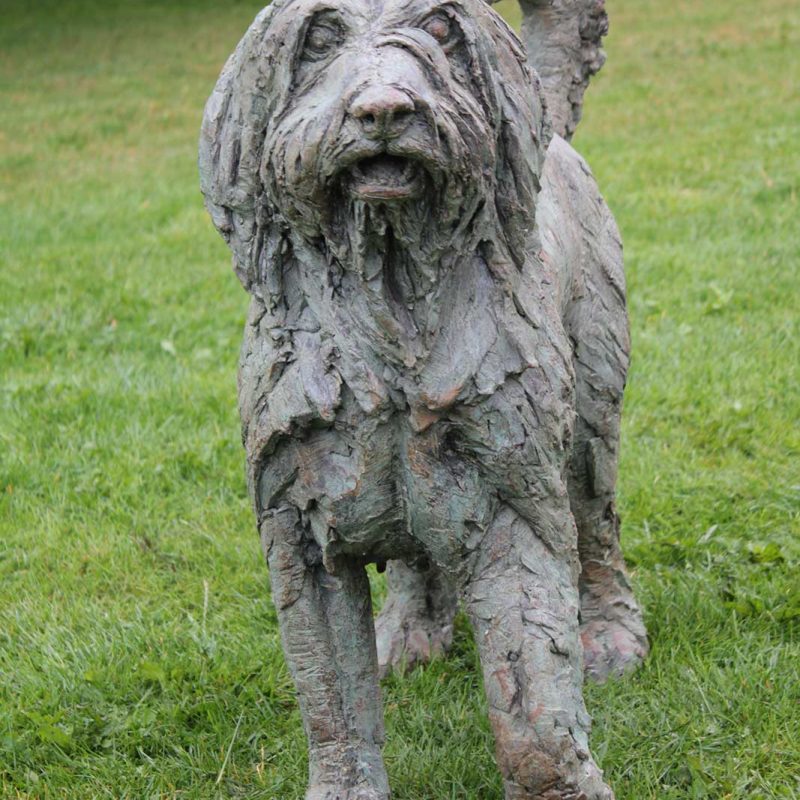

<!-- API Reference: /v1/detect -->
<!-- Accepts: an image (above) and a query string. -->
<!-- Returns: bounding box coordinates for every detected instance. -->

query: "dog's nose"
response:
[349,86,415,140]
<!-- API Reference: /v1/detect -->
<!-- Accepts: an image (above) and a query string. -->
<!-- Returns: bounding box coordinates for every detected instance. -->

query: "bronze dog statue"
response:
[200,0,647,796]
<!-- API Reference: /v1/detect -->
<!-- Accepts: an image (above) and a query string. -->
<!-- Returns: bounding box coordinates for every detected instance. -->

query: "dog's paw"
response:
[503,758,615,800]
[580,613,648,684]
[375,607,453,678]
[306,785,388,800]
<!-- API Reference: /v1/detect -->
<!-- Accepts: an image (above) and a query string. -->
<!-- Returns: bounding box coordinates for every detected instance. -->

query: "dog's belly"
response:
[257,411,498,570]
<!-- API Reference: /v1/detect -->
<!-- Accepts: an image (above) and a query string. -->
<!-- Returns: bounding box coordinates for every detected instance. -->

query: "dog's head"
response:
[200,0,549,301]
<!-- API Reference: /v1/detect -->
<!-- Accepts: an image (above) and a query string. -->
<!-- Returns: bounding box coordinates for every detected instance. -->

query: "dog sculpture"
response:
[200,0,648,796]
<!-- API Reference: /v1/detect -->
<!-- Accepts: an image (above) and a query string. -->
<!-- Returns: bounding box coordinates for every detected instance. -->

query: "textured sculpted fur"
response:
[200,0,647,798]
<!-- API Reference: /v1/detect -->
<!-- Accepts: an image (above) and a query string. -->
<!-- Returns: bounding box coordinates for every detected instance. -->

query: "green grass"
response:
[1,0,798,797]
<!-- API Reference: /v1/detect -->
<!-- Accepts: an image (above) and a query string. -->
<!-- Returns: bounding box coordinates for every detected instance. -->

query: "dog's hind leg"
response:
[569,406,649,684]
[466,505,614,800]
[559,155,649,682]
[263,507,389,800]
[375,560,458,677]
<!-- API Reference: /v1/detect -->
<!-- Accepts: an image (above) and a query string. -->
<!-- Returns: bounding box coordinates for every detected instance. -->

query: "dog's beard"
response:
[320,170,485,343]
[350,199,436,340]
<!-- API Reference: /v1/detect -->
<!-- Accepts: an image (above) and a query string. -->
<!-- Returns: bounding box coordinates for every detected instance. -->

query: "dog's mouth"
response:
[346,155,423,201]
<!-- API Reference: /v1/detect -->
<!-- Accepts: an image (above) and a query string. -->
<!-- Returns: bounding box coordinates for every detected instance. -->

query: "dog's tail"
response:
[511,0,610,141]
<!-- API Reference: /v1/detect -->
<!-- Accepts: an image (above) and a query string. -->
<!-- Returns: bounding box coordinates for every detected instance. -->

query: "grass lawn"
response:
[1,0,798,797]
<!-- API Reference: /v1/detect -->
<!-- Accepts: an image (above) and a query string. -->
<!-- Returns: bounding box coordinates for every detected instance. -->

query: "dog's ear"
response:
[480,9,551,269]
[199,4,290,303]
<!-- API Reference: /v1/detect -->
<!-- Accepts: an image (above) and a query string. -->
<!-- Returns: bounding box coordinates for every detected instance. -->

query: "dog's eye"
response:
[302,19,343,61]
[420,12,460,50]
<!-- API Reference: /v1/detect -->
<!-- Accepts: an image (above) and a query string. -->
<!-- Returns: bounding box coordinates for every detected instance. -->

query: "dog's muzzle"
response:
[344,86,425,201]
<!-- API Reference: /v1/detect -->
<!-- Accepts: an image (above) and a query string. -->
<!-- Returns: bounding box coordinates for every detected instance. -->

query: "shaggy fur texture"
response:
[200,0,647,797]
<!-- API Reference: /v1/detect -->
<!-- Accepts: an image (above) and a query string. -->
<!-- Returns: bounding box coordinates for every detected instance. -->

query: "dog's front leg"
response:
[466,504,614,800]
[262,507,389,800]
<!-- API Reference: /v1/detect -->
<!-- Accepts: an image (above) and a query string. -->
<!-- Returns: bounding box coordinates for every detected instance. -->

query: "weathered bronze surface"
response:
[200,0,647,796]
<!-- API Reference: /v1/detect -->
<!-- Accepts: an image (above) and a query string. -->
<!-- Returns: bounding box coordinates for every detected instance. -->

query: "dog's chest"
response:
[243,245,570,564]
[257,411,499,568]
[292,248,533,416]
